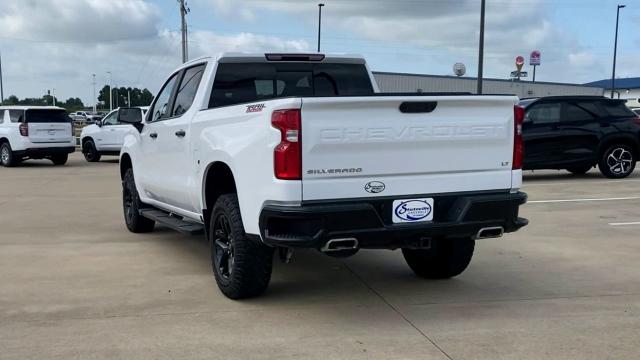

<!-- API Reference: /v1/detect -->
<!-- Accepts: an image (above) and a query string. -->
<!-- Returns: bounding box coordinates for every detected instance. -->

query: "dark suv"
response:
[519,96,640,178]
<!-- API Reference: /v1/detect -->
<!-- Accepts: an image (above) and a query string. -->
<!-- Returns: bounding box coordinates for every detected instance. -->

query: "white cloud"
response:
[0,0,161,42]
[0,0,309,105]
[204,0,626,84]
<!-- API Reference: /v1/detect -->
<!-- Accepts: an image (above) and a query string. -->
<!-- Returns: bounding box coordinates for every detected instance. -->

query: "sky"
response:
[0,0,639,106]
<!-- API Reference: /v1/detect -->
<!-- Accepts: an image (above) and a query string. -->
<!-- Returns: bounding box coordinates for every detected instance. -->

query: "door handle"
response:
[149,132,158,139]
[175,130,186,138]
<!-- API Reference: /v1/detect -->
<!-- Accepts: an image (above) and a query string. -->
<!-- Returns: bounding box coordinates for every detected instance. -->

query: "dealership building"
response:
[584,77,640,108]
[373,72,604,98]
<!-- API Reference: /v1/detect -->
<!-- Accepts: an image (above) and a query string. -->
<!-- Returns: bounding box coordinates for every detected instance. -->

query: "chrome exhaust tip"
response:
[321,238,359,252]
[475,226,504,239]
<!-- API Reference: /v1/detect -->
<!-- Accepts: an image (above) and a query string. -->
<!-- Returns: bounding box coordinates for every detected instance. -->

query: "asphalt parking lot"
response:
[1,153,639,360]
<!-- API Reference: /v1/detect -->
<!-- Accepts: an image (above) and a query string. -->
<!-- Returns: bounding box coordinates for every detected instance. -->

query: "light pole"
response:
[317,3,325,53]
[52,88,56,106]
[476,0,486,94]
[92,74,97,113]
[107,71,113,111]
[0,49,4,105]
[611,4,626,98]
[179,0,190,63]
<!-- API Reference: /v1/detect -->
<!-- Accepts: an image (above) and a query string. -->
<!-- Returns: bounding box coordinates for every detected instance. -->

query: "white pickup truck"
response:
[118,53,528,299]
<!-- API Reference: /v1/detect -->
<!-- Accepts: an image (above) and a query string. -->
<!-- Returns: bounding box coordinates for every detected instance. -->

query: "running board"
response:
[139,209,204,235]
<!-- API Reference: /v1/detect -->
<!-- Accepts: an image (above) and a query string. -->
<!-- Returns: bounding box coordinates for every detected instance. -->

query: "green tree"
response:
[97,85,153,108]
[3,95,19,105]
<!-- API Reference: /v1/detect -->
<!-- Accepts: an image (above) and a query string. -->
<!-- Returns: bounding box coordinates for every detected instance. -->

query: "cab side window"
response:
[102,111,118,126]
[172,64,205,117]
[526,103,561,124]
[9,110,24,123]
[150,72,180,123]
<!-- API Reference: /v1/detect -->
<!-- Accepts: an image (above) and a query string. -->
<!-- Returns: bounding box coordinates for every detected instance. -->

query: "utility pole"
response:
[317,3,325,53]
[179,0,190,63]
[476,0,486,94]
[107,71,113,111]
[0,49,4,105]
[611,4,626,98]
[52,88,56,106]
[128,90,131,107]
[92,74,97,113]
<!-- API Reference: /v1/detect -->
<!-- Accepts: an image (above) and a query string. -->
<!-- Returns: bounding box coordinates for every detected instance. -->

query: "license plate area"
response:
[392,198,434,224]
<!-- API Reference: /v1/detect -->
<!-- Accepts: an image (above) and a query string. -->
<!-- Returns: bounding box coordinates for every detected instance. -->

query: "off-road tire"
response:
[402,237,475,279]
[566,165,592,175]
[598,144,636,179]
[0,142,17,167]
[122,168,155,233]
[51,154,68,165]
[210,194,273,299]
[83,140,101,162]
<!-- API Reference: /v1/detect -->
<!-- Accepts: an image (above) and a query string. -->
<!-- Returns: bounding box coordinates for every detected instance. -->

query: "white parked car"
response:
[118,53,528,299]
[71,111,101,123]
[80,107,148,162]
[0,106,75,166]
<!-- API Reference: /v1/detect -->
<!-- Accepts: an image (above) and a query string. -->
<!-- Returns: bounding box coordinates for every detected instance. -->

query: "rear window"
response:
[25,109,72,123]
[209,62,374,108]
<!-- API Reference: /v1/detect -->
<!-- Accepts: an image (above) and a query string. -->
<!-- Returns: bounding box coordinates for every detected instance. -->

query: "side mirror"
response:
[117,108,144,131]
[95,119,102,126]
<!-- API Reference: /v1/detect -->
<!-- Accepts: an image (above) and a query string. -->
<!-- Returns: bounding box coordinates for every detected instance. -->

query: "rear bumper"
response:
[15,146,75,158]
[259,191,528,249]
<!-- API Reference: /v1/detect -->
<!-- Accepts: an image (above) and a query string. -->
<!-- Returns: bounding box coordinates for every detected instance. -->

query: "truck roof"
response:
[0,105,66,111]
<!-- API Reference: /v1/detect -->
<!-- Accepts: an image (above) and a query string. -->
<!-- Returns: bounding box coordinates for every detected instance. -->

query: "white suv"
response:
[0,106,75,167]
[80,107,147,162]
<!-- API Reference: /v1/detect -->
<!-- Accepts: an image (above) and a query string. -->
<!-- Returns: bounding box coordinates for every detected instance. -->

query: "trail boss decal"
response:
[246,103,266,113]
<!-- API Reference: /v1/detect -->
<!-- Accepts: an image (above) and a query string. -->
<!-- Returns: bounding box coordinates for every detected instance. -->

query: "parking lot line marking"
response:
[528,196,640,204]
[608,221,640,226]
[524,178,640,187]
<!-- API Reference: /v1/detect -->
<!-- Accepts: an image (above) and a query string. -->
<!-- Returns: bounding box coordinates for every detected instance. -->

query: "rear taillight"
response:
[272,109,302,180]
[513,105,525,170]
[19,123,28,137]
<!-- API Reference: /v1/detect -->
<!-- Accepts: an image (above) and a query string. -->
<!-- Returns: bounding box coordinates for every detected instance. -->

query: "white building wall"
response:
[606,88,640,107]
[373,72,604,98]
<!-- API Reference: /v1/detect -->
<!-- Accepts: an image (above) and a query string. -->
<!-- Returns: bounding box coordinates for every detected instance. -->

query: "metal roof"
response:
[373,71,603,88]
[584,77,640,89]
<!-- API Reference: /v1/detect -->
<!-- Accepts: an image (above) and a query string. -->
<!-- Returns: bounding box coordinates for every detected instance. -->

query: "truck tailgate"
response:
[300,95,517,201]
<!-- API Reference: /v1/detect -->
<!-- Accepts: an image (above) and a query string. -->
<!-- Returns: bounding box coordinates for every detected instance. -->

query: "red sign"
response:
[530,50,541,66]
[515,56,525,71]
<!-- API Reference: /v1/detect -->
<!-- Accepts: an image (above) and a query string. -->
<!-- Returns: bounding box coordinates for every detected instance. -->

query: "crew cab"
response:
[0,106,75,167]
[80,107,148,162]
[519,96,640,178]
[119,53,528,299]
